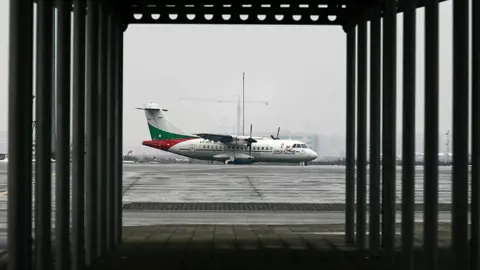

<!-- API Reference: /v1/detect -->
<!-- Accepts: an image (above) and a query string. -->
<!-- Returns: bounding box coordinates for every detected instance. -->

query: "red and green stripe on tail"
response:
[143,124,196,151]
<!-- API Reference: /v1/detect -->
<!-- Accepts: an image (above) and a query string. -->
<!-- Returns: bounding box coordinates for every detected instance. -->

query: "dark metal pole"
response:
[24,1,35,269]
[35,1,54,269]
[382,0,397,265]
[106,7,116,250]
[344,24,356,244]
[452,0,470,268]
[471,0,480,268]
[424,0,439,269]
[56,0,72,268]
[115,23,124,245]
[356,14,367,251]
[51,9,57,158]
[402,0,416,269]
[86,0,99,264]
[97,0,108,256]
[72,0,86,268]
[369,4,381,257]
[7,0,34,269]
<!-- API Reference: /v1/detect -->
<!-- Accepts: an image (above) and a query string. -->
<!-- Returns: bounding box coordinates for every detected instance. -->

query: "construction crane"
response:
[178,96,269,135]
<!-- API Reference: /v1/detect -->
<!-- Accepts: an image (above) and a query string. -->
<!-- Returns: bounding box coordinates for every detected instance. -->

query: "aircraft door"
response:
[189,144,195,152]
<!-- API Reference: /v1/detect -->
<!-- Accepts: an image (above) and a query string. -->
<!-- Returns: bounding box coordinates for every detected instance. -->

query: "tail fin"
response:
[136,103,196,140]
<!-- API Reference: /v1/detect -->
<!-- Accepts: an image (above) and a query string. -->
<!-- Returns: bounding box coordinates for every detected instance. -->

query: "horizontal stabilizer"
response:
[135,102,168,111]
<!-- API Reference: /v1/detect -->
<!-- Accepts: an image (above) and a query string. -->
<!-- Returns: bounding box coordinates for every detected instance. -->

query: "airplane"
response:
[137,102,318,165]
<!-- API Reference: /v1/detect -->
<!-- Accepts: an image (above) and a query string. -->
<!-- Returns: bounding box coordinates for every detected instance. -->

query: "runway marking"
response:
[297,232,404,235]
[168,168,230,172]
[123,177,143,195]
[245,176,263,200]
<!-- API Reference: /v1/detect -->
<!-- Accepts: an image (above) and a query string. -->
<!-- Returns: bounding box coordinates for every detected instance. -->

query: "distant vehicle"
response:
[137,102,318,165]
[123,160,136,164]
[0,153,7,163]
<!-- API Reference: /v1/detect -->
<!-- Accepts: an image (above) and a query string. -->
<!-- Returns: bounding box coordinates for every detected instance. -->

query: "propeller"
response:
[271,127,281,140]
[245,124,257,155]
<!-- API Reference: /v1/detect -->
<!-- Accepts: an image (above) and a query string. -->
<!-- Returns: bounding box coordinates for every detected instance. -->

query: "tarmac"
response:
[0,163,458,269]
[0,163,456,226]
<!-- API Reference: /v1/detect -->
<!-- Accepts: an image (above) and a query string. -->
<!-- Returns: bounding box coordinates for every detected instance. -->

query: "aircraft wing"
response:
[194,133,234,143]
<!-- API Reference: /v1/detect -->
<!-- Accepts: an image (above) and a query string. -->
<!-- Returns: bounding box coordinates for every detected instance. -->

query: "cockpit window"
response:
[292,144,308,148]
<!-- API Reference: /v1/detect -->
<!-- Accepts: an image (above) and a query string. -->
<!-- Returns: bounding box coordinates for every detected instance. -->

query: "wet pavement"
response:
[120,164,455,204]
[0,163,458,269]
[0,163,456,230]
[88,223,455,270]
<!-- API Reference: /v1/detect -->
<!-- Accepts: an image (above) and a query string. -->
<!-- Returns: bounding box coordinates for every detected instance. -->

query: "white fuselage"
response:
[166,138,318,163]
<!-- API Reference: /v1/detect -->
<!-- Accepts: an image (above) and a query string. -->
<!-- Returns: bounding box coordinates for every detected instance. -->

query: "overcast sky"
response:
[0,1,472,155]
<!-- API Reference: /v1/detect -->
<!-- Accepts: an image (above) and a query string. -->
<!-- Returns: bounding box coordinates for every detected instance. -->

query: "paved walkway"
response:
[88,223,454,270]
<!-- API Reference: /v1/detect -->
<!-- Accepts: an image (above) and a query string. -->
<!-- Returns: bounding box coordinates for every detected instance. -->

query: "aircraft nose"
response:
[309,150,318,160]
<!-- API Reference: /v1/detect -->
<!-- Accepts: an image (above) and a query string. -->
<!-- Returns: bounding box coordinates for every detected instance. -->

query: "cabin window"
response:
[270,147,273,150]
[261,147,264,150]
[203,145,206,149]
